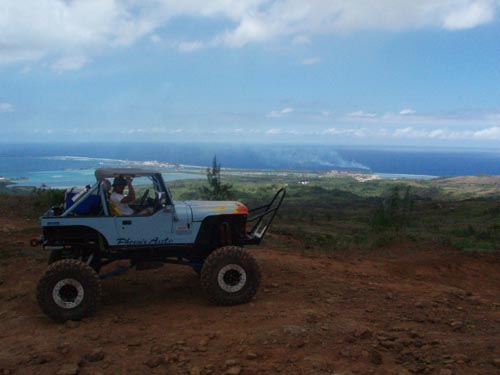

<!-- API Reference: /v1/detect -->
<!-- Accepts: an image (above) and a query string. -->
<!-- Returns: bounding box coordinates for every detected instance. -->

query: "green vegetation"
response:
[169,173,500,253]
[199,156,234,200]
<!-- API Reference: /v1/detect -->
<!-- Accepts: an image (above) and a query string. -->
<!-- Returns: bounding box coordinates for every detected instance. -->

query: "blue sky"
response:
[1,0,500,147]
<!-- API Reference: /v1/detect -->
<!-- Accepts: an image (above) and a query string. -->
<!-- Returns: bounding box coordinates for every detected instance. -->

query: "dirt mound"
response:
[1,218,500,375]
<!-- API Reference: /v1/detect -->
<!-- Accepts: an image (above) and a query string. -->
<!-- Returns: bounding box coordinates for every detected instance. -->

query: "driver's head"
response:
[112,176,127,193]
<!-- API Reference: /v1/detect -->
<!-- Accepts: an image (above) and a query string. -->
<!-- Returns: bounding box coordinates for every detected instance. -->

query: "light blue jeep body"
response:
[41,168,248,249]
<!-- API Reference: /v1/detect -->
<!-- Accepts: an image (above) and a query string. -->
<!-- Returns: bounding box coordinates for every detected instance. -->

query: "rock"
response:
[225,367,242,375]
[84,348,105,362]
[438,369,453,375]
[409,331,421,339]
[88,332,101,341]
[296,341,306,348]
[355,329,373,339]
[454,354,469,363]
[163,353,179,363]
[30,352,55,364]
[144,356,163,368]
[65,321,80,329]
[449,321,463,330]
[246,351,258,360]
[225,359,238,367]
[414,301,426,308]
[369,350,383,365]
[57,343,72,355]
[127,339,142,347]
[57,364,79,375]
[282,325,307,335]
[190,366,201,375]
[150,344,167,354]
[493,358,500,368]
[414,340,424,348]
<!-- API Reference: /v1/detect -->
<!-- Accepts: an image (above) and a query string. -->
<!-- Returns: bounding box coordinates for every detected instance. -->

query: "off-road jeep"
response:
[32,168,285,322]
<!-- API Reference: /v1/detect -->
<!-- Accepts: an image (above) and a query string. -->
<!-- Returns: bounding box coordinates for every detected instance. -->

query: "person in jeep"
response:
[110,175,135,215]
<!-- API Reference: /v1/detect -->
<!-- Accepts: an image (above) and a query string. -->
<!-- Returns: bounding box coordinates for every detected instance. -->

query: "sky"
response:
[0,0,500,147]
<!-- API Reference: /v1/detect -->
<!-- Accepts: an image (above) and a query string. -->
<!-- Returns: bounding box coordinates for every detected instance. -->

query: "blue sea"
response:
[1,143,500,188]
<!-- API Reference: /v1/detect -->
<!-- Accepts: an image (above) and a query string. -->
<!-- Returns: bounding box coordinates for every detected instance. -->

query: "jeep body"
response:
[34,167,285,321]
[39,168,257,268]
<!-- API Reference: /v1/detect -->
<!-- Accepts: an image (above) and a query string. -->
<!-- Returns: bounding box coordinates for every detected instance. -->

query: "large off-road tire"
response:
[48,251,101,273]
[200,246,260,306]
[36,259,102,322]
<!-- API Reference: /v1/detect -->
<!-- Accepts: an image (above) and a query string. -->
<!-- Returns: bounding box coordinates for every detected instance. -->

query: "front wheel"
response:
[36,259,102,322]
[48,250,62,264]
[200,246,260,306]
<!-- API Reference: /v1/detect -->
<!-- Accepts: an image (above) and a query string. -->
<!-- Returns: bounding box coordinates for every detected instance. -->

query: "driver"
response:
[110,175,135,215]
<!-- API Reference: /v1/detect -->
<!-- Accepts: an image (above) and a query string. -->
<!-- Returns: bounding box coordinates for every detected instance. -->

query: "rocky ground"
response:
[1,215,500,375]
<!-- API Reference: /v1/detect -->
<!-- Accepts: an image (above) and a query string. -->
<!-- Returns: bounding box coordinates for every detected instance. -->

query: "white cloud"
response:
[300,57,321,65]
[265,128,284,135]
[292,35,310,44]
[1,1,498,69]
[266,107,294,118]
[119,127,185,135]
[400,108,416,115]
[346,110,378,118]
[324,126,500,141]
[472,126,500,139]
[443,1,496,29]
[342,109,500,128]
[52,56,89,72]
[0,103,14,113]
[177,41,204,53]
[150,34,163,44]
[262,125,500,141]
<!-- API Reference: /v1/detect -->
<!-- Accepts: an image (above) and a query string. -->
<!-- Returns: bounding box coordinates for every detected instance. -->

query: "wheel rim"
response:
[52,278,85,309]
[217,264,247,293]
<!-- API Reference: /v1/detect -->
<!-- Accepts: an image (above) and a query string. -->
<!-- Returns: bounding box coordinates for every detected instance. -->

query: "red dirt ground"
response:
[1,216,500,375]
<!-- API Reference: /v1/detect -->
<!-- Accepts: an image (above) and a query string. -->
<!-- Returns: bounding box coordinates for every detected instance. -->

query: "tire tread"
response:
[36,259,102,322]
[200,246,260,306]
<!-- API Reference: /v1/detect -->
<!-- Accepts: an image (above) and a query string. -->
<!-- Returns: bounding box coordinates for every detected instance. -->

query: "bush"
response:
[371,186,414,232]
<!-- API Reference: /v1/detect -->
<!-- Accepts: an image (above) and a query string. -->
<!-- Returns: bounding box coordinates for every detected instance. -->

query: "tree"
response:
[199,156,233,200]
[372,185,414,232]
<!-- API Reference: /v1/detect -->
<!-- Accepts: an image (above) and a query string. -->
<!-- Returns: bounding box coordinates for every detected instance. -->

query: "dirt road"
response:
[1,216,500,375]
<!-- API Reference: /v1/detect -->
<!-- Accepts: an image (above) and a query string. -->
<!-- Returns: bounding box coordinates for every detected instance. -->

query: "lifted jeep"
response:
[32,168,285,322]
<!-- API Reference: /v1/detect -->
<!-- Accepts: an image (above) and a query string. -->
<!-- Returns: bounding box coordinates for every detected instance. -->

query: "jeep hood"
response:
[182,201,248,222]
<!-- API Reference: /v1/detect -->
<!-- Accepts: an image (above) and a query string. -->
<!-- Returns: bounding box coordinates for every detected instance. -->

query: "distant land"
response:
[2,143,500,188]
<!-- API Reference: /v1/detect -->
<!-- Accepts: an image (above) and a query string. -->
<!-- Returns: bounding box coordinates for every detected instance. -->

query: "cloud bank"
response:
[0,103,14,112]
[1,0,498,69]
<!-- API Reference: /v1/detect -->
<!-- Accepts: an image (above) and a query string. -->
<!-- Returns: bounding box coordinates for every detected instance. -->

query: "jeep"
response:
[32,168,285,322]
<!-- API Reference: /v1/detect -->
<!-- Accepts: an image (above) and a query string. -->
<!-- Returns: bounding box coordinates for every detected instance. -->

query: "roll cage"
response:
[59,168,173,218]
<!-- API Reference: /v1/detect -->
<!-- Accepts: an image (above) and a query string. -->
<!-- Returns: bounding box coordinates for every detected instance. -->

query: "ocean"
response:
[1,143,500,188]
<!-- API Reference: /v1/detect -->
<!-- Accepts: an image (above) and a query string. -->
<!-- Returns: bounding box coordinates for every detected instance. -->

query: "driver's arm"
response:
[121,177,136,204]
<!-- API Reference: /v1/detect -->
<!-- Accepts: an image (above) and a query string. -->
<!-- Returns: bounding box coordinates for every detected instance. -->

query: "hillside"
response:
[1,176,500,374]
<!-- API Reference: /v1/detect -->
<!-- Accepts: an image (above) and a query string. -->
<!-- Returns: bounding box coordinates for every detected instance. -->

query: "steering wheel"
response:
[139,189,150,206]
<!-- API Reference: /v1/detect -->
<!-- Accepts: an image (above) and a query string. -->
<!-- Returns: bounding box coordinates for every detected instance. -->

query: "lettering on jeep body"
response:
[117,237,173,246]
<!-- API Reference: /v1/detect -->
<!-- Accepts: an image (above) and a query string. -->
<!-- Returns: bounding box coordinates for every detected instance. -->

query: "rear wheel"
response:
[200,246,260,306]
[36,259,102,322]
